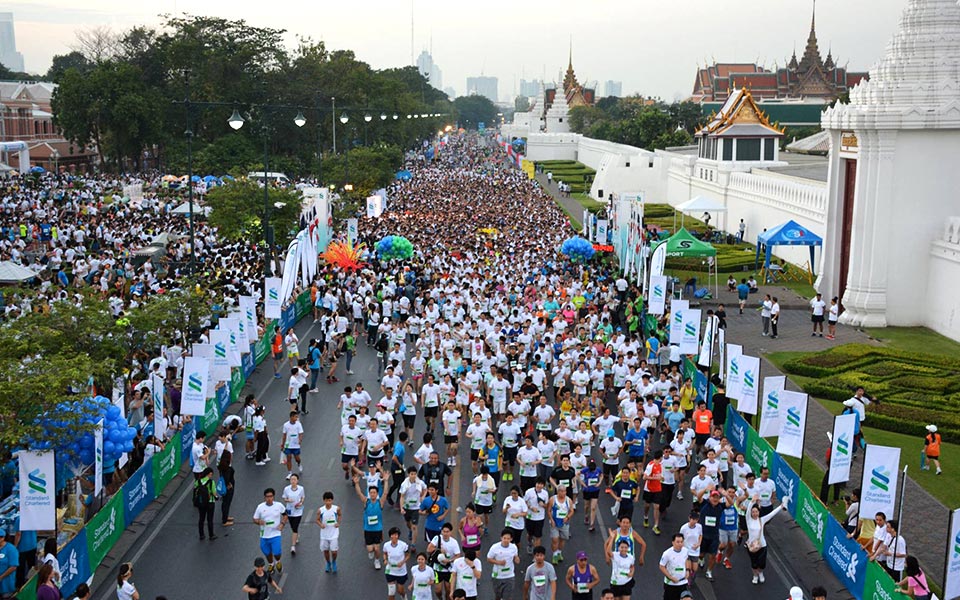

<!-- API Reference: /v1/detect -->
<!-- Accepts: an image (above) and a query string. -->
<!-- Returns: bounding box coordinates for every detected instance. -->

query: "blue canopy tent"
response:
[754,219,823,277]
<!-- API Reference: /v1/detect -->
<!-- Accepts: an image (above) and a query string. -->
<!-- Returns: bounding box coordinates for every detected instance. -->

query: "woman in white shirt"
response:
[40,538,60,585]
[745,498,789,584]
[607,539,635,599]
[282,474,306,554]
[116,563,139,600]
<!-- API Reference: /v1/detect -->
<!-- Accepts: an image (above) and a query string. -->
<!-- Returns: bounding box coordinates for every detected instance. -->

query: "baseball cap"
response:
[607,429,615,438]
[710,490,721,497]
[790,587,804,600]
[254,557,266,567]
[927,424,938,433]
[576,551,588,560]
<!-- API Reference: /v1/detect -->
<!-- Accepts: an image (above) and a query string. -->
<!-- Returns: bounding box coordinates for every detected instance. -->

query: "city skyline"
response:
[6,0,906,100]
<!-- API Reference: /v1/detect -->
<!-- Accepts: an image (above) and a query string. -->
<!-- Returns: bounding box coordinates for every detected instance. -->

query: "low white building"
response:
[517,0,960,342]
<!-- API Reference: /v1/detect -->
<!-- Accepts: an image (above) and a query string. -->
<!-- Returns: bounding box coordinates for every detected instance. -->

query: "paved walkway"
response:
[535,173,588,228]
[535,178,951,586]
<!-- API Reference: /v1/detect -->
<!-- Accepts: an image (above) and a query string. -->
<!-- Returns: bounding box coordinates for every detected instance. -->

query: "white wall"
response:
[926,219,960,340]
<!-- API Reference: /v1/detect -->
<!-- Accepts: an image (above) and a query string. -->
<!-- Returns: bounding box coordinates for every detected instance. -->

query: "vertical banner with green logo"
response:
[296,290,312,319]
[153,432,181,491]
[18,450,56,530]
[746,427,774,476]
[202,396,221,436]
[87,491,125,569]
[796,483,829,553]
[863,559,898,600]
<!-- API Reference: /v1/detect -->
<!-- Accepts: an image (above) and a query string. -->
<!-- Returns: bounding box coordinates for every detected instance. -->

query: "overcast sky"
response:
[9,0,907,101]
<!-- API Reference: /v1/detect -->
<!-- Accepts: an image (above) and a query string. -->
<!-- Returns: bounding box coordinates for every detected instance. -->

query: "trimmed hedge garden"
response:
[780,344,960,442]
[536,160,597,194]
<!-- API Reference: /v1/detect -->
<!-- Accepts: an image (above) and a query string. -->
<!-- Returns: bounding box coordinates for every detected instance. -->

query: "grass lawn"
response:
[767,349,960,509]
[864,326,960,357]
[571,192,606,212]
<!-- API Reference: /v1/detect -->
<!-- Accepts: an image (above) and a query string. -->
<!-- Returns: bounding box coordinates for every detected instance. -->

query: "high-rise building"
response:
[443,86,456,99]
[0,13,24,73]
[604,80,622,97]
[519,79,541,98]
[466,76,498,103]
[415,50,443,90]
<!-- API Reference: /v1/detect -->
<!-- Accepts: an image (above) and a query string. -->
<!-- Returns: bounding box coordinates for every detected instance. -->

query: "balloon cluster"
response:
[25,395,136,469]
[376,235,415,261]
[560,236,596,262]
[322,240,367,271]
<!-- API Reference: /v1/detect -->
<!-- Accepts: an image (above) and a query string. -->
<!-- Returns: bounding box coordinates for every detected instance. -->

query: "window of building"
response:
[722,139,733,161]
[736,138,761,161]
[763,138,775,161]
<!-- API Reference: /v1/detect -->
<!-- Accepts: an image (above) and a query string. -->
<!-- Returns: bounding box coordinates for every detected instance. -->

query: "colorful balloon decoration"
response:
[376,235,415,261]
[560,236,596,262]
[322,239,367,271]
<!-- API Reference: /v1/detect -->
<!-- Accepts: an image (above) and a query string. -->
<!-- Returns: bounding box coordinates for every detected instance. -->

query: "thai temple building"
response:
[505,0,960,342]
[512,47,596,134]
[689,2,868,103]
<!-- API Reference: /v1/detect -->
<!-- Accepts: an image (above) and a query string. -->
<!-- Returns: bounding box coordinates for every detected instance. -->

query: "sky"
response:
[7,0,907,102]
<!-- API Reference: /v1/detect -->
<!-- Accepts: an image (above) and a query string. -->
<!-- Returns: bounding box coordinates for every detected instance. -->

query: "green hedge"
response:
[780,344,960,442]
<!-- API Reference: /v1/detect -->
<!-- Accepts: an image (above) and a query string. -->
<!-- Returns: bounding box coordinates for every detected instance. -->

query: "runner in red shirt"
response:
[643,449,665,535]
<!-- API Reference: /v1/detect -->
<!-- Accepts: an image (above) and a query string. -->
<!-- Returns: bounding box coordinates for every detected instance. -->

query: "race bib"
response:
[703,516,716,527]
[620,489,632,499]
[466,534,479,545]
[588,477,599,487]
[577,582,589,593]
[367,515,379,526]
[534,574,547,587]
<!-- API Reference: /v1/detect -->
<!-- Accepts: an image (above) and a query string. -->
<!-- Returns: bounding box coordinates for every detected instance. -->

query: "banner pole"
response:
[799,398,810,479]
[944,507,952,597]
[889,464,908,579]
[856,444,869,522]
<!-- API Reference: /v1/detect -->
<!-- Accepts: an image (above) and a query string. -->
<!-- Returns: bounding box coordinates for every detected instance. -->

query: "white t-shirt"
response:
[487,542,519,579]
[524,488,549,521]
[117,581,138,600]
[610,551,634,585]
[810,298,826,316]
[318,505,340,540]
[253,501,287,539]
[282,421,304,449]
[452,557,481,597]
[660,547,690,585]
[466,422,490,449]
[503,496,527,529]
[383,540,410,576]
[365,429,389,457]
[282,485,305,517]
[442,409,462,435]
[681,522,703,557]
[600,437,623,465]
[399,478,427,510]
[411,565,436,600]
[340,425,361,455]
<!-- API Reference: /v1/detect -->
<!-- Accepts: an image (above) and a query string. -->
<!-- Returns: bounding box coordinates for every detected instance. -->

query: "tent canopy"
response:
[0,261,37,283]
[754,219,823,270]
[658,227,717,258]
[675,196,727,213]
[171,202,212,216]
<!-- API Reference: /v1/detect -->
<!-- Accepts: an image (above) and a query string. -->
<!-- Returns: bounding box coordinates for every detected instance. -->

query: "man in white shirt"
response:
[280,411,304,479]
[487,530,520,600]
[191,430,210,479]
[810,293,827,337]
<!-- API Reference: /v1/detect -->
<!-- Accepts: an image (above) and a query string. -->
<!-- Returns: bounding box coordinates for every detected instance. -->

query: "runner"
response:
[566,551,600,600]
[523,546,558,600]
[659,534,690,600]
[281,474,305,554]
[382,527,411,600]
[399,467,427,544]
[252,488,287,574]
[679,511,703,584]
[426,523,462,600]
[642,449,664,535]
[607,539,636,600]
[546,484,575,564]
[472,465,498,530]
[580,458,604,532]
[409,553,436,600]
[242,557,282,600]
[316,491,341,573]
[353,473,387,570]
[420,483,451,543]
[486,529,520,600]
[280,410,304,479]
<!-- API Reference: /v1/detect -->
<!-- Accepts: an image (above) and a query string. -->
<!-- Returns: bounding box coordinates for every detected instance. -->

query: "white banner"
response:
[366,195,384,219]
[737,355,760,416]
[229,309,250,350]
[776,391,808,458]
[668,299,689,346]
[829,413,857,485]
[18,450,56,530]
[596,219,609,244]
[152,373,165,441]
[697,314,719,368]
[191,344,219,389]
[264,277,282,319]
[647,241,666,292]
[859,445,901,521]
[347,218,359,244]
[94,419,103,497]
[725,344,743,400]
[648,275,668,316]
[946,508,960,600]
[758,374,785,435]
[181,356,210,416]
[679,308,702,355]
[218,318,243,368]
[718,329,727,381]
[239,295,258,341]
[582,209,589,237]
[207,330,233,382]
[111,377,126,420]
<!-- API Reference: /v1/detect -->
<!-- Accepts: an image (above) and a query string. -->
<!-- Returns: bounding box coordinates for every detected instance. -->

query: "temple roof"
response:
[696,88,785,138]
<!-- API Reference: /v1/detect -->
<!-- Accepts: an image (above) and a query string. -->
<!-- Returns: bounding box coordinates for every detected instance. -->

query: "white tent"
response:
[171,202,212,216]
[0,261,38,283]
[674,195,727,229]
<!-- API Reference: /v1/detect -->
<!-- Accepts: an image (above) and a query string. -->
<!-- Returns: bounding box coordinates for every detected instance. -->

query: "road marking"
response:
[327,456,335,470]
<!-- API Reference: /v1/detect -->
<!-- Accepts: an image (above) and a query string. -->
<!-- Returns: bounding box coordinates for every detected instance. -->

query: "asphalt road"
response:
[94,314,809,600]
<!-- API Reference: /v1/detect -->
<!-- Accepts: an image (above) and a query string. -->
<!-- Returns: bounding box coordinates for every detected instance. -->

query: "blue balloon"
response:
[126,427,137,439]
[123,441,134,453]
[108,429,122,443]
[103,441,116,455]
[106,405,121,419]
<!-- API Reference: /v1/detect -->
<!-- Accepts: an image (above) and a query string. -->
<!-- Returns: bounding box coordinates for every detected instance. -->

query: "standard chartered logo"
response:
[684,322,696,337]
[94,505,118,545]
[188,373,203,393]
[268,288,278,301]
[766,388,778,408]
[743,370,755,390]
[846,552,859,580]
[870,466,890,492]
[653,284,663,298]
[837,433,850,455]
[28,468,46,494]
[230,332,237,346]
[66,549,78,578]
[673,311,682,325]
[214,342,226,358]
[786,407,801,427]
[955,530,960,556]
[730,359,739,376]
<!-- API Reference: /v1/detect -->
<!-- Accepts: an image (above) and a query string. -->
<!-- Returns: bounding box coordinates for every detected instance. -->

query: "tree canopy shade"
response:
[205,180,303,247]
[50,14,454,173]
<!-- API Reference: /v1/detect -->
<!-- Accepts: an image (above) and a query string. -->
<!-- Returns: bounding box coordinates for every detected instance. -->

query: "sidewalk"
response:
[535,173,588,228]
[713,287,949,587]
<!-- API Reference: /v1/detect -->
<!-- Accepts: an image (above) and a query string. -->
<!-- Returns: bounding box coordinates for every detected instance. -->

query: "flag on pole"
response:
[858,445,901,520]
[757,374,785,435]
[776,391,808,458]
[181,357,210,416]
[18,450,56,530]
[94,419,104,497]
[264,277,282,319]
[737,355,761,415]
[828,413,857,485]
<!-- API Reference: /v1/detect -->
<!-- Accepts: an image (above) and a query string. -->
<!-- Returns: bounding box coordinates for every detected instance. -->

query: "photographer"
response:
[842,489,861,535]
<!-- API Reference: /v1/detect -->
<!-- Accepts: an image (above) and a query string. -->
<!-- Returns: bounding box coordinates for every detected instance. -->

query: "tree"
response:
[45,51,93,83]
[515,95,530,113]
[71,26,121,64]
[322,145,403,199]
[205,180,303,247]
[569,105,609,134]
[453,95,497,130]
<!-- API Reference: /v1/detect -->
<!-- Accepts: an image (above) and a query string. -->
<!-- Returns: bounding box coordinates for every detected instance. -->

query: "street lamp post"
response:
[340,112,350,190]
[364,113,372,145]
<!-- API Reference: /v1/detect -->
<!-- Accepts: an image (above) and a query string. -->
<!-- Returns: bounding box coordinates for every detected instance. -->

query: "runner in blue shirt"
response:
[625,418,648,462]
[419,483,451,542]
[355,474,387,570]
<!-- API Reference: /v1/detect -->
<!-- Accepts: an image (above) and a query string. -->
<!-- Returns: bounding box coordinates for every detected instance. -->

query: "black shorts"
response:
[503,446,518,463]
[470,448,481,462]
[386,574,408,584]
[525,519,545,538]
[476,503,494,515]
[664,583,686,600]
[660,484,675,510]
[642,490,661,505]
[435,571,452,582]
[425,406,439,418]
[583,489,600,500]
[287,515,302,533]
[520,476,537,492]
[403,414,416,429]
[695,433,709,447]
[444,435,459,445]
[812,315,824,323]
[701,536,719,554]
[610,581,634,597]
[404,511,420,524]
[364,530,383,546]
